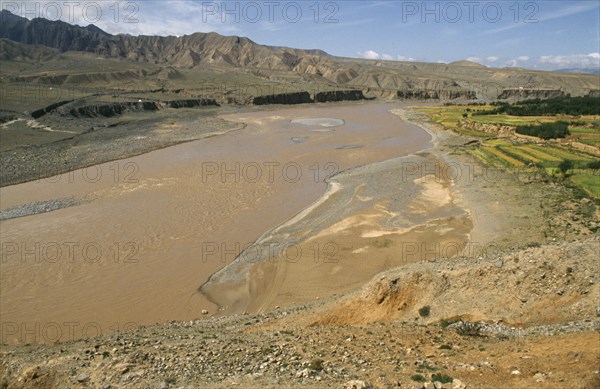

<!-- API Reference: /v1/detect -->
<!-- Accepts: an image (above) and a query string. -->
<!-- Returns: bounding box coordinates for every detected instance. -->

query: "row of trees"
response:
[475,95,600,116]
[515,122,570,139]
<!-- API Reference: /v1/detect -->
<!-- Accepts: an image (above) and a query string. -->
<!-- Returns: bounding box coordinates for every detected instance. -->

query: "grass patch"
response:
[411,374,427,382]
[570,172,600,198]
[431,373,454,384]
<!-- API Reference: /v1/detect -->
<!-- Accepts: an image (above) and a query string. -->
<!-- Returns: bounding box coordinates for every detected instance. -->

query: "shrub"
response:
[431,373,454,384]
[309,359,324,371]
[411,374,427,382]
[418,305,431,317]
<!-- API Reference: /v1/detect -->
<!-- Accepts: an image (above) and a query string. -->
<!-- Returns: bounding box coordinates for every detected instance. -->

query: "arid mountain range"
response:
[1,9,599,104]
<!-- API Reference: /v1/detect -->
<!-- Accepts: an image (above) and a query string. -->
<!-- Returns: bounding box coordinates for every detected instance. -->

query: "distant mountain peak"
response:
[84,24,109,36]
[0,10,329,69]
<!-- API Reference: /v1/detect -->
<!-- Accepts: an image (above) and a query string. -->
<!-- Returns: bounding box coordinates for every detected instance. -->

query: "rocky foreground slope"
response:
[1,238,598,389]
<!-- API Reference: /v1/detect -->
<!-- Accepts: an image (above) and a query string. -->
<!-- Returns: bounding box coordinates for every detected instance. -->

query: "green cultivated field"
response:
[413,103,600,198]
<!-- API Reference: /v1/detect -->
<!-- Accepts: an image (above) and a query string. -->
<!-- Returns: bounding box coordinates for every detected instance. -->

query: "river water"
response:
[0,102,433,343]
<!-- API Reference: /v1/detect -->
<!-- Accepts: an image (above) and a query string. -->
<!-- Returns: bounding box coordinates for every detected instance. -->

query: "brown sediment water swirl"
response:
[0,102,449,343]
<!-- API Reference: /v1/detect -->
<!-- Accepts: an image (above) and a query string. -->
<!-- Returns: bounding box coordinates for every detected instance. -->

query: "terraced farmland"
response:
[412,104,600,197]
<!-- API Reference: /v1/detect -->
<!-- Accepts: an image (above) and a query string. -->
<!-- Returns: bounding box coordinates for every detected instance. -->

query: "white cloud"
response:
[356,52,415,62]
[469,54,600,70]
[539,53,600,69]
[357,50,381,60]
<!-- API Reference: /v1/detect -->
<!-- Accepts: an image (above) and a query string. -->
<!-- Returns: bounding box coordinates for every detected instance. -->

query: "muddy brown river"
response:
[0,102,435,343]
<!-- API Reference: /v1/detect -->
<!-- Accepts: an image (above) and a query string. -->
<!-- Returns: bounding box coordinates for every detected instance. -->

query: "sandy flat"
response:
[201,151,473,314]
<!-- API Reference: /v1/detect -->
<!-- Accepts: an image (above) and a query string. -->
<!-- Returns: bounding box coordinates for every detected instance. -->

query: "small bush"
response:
[411,374,427,382]
[309,359,324,371]
[418,305,431,317]
[431,373,454,384]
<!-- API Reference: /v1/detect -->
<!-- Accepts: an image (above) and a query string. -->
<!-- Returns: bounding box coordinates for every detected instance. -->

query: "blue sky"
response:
[4,0,600,70]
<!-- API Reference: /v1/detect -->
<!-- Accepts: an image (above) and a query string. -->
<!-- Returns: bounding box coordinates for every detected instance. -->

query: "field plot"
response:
[412,103,600,197]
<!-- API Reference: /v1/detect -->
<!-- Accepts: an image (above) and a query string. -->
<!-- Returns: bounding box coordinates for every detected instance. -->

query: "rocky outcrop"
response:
[31,100,73,118]
[252,92,313,105]
[459,119,514,137]
[165,99,219,108]
[251,90,373,105]
[497,89,565,100]
[68,101,161,118]
[61,99,218,118]
[313,90,369,102]
[0,110,18,124]
[397,89,476,100]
